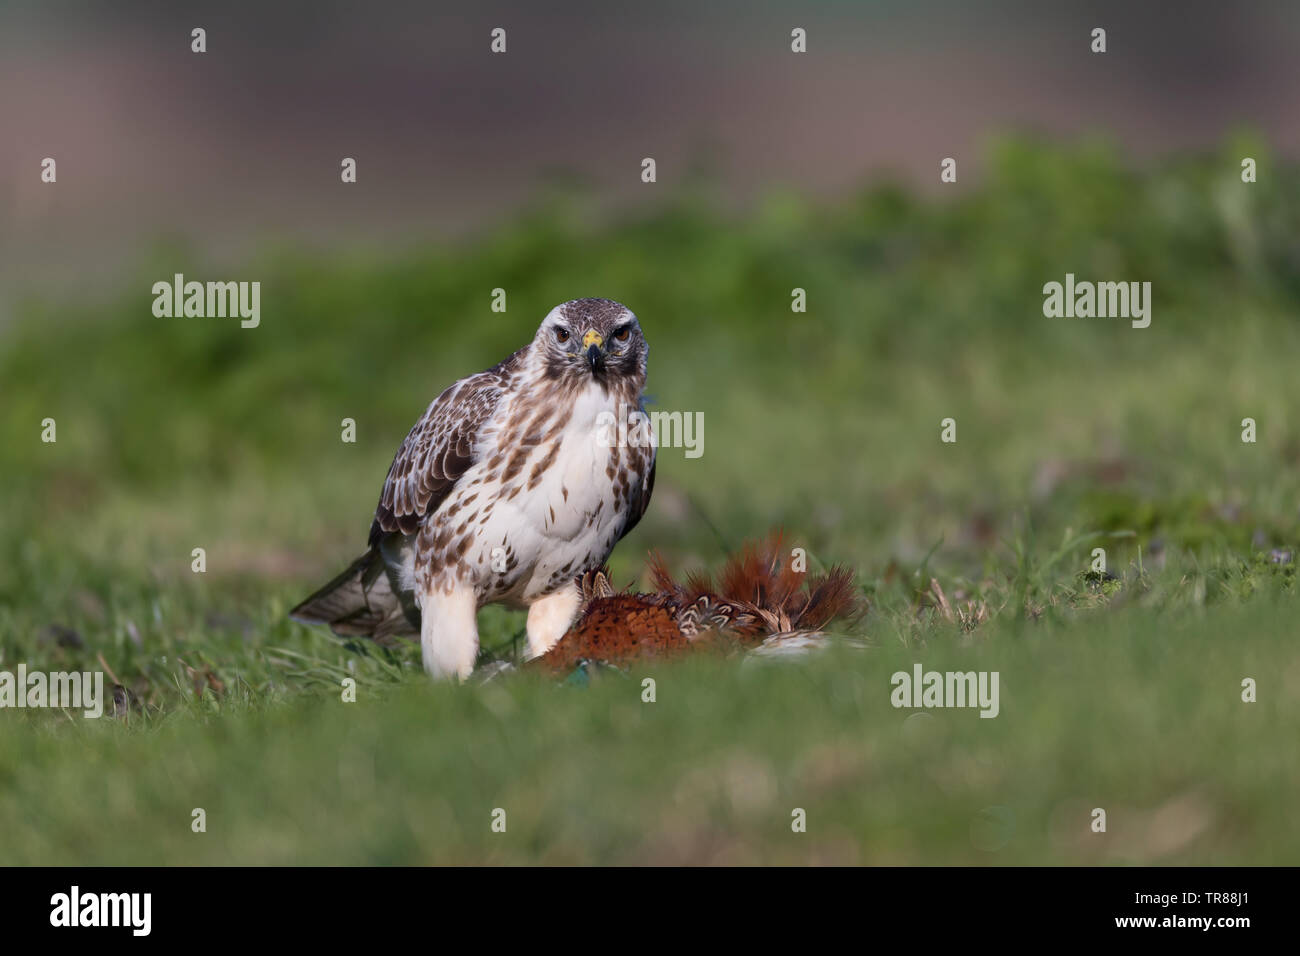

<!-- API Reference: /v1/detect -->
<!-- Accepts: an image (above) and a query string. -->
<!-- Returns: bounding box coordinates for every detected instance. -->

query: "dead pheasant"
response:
[532,535,861,673]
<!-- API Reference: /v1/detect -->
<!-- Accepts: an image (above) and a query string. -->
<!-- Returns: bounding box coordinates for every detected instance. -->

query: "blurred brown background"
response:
[2,0,1298,297]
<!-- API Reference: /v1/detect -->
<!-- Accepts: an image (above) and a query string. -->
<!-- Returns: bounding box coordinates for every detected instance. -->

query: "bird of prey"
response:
[291,298,656,680]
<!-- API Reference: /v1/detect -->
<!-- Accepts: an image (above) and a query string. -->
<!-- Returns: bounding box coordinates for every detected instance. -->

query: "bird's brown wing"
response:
[616,454,656,543]
[369,349,525,544]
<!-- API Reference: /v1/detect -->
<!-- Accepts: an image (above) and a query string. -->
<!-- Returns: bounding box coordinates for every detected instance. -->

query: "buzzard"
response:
[291,298,656,679]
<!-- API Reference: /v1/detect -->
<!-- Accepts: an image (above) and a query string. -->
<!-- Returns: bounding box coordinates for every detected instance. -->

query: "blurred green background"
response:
[1,2,1298,864]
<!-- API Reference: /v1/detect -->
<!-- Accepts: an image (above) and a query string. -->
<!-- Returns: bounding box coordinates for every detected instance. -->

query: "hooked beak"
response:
[582,330,604,372]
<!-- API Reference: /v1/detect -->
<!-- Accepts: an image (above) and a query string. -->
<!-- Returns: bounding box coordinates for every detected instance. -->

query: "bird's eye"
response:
[555,327,570,343]
[613,326,631,343]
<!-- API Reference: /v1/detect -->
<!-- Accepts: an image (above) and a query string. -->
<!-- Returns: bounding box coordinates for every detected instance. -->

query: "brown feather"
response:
[535,532,863,672]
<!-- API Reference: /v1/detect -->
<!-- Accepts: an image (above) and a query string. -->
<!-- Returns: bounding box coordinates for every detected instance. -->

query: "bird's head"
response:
[535,298,647,387]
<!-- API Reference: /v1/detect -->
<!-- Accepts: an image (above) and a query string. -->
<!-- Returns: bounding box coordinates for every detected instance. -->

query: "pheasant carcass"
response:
[532,535,862,673]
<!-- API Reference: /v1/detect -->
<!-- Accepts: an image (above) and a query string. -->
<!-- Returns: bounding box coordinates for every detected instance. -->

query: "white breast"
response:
[444,381,645,606]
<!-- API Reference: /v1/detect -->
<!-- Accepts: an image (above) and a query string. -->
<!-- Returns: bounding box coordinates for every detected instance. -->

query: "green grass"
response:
[1,137,1298,863]
[2,595,1295,865]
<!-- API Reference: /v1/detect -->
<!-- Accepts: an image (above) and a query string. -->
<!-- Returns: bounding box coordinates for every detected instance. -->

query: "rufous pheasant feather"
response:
[533,534,861,673]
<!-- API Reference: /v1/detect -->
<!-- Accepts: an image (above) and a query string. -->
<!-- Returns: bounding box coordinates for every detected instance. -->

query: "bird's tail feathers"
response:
[289,546,420,642]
